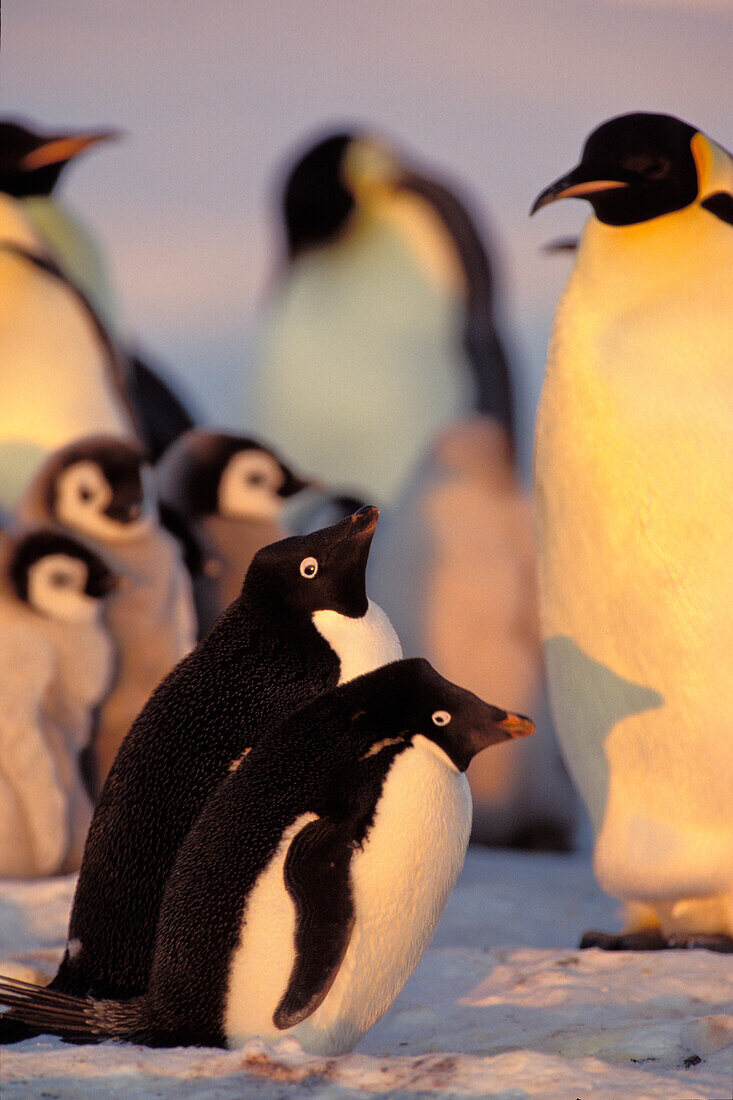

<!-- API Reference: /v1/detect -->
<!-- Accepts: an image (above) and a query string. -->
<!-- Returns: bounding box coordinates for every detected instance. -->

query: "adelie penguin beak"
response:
[20,129,122,172]
[346,505,379,540]
[531,168,628,214]
[494,711,536,739]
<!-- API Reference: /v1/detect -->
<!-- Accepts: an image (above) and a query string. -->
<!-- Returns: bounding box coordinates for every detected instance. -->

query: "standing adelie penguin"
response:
[15,434,197,794]
[156,429,308,636]
[42,507,400,1006]
[0,117,196,468]
[532,112,733,949]
[0,658,533,1052]
[248,128,513,502]
[0,529,116,878]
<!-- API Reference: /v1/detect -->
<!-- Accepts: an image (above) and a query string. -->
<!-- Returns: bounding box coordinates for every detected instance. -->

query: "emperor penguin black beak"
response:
[20,129,123,172]
[531,168,628,214]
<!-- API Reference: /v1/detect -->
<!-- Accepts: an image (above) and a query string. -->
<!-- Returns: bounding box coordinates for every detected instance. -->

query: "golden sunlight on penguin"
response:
[532,112,733,950]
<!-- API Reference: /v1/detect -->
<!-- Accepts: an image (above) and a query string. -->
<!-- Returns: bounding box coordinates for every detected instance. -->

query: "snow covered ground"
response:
[1,846,731,1099]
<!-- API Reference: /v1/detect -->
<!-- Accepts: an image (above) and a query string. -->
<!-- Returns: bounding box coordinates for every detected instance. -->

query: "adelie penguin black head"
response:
[157,430,308,522]
[531,112,733,227]
[0,118,118,198]
[8,529,116,623]
[44,435,150,541]
[244,505,378,619]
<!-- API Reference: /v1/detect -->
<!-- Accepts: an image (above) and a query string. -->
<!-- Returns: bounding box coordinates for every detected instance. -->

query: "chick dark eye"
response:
[299,556,318,578]
[246,472,267,486]
[431,710,451,727]
[78,486,94,502]
[50,571,72,588]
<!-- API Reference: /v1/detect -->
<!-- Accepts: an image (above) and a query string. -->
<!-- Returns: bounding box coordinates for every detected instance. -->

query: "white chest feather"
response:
[534,208,733,898]
[223,741,472,1054]
[312,599,402,684]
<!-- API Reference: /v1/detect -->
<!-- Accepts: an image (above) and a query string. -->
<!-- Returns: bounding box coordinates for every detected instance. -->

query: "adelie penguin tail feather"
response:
[0,975,142,1043]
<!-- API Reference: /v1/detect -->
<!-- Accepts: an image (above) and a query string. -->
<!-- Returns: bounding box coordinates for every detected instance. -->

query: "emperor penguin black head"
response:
[376,658,535,772]
[156,429,308,522]
[281,128,407,259]
[0,118,119,198]
[8,528,116,623]
[44,435,151,542]
[531,112,733,227]
[244,505,379,619]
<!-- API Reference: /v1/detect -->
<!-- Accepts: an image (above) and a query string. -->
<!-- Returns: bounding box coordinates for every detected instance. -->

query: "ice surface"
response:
[1,846,731,1099]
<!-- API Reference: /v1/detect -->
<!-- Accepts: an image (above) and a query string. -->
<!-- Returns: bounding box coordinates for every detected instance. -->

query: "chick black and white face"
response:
[532,113,706,226]
[51,441,152,542]
[218,449,293,521]
[247,505,379,618]
[10,531,115,624]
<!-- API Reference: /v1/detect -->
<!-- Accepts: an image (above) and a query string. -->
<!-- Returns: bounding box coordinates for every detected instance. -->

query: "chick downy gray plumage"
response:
[368,416,579,848]
[156,429,309,637]
[15,435,197,795]
[0,528,116,877]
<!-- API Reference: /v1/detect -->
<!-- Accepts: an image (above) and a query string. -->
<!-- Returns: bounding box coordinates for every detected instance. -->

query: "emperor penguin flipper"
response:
[274,817,356,1029]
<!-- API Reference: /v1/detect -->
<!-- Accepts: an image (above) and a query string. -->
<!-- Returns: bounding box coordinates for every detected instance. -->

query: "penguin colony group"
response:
[0,107,730,1057]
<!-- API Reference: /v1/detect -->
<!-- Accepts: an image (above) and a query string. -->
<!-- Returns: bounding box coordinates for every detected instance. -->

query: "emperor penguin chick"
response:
[369,415,578,847]
[156,429,308,637]
[0,659,533,1052]
[45,507,401,1003]
[0,529,116,878]
[532,112,733,949]
[15,434,197,795]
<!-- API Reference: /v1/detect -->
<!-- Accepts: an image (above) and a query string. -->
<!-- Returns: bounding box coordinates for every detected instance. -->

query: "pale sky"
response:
[1,0,731,467]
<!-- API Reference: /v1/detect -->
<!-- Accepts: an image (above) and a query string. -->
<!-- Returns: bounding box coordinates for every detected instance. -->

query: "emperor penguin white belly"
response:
[535,207,733,930]
[223,738,472,1053]
[0,195,135,509]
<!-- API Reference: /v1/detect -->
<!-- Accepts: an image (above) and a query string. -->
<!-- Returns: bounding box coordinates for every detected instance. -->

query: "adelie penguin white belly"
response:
[224,737,471,1054]
[312,599,402,684]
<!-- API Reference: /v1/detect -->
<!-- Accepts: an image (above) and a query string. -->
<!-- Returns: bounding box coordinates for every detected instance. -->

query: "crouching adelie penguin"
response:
[42,507,401,1009]
[0,658,534,1053]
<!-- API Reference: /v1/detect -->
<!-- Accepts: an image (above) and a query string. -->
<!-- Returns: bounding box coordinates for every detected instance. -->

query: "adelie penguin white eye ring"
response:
[431,710,451,726]
[299,557,318,578]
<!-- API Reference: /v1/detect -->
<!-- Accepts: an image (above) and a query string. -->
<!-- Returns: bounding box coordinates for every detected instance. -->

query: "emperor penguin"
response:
[156,429,309,637]
[369,415,578,848]
[531,112,733,949]
[15,434,198,795]
[0,529,116,878]
[41,507,401,1006]
[0,658,533,1052]
[248,128,513,503]
[0,117,196,471]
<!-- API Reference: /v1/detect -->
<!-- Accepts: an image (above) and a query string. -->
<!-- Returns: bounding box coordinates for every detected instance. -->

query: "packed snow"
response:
[1,846,731,1099]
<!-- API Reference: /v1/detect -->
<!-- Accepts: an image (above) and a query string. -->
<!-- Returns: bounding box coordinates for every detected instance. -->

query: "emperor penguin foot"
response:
[580,930,733,953]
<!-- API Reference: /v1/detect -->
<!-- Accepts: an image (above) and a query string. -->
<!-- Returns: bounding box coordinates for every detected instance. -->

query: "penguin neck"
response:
[570,204,729,313]
[0,192,46,252]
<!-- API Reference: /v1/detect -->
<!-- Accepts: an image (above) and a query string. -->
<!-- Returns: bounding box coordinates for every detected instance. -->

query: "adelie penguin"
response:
[0,528,116,878]
[15,434,198,795]
[0,117,195,498]
[156,429,309,637]
[248,127,513,502]
[0,658,534,1053]
[20,508,402,1019]
[532,112,733,950]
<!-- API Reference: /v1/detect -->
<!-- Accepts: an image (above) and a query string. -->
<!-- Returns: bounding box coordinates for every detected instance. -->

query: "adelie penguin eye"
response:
[299,556,319,578]
[431,710,451,727]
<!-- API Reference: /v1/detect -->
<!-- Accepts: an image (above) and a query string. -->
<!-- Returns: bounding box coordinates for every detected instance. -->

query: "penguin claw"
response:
[580,929,733,953]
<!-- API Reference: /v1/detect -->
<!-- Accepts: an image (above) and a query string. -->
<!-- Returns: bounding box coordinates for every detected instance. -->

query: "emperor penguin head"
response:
[531,112,733,227]
[375,658,536,773]
[156,430,308,523]
[244,505,381,620]
[8,529,116,624]
[280,128,408,259]
[0,117,119,198]
[47,435,153,543]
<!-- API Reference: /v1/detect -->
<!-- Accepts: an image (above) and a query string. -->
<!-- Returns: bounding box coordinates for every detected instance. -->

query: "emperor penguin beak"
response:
[20,130,123,172]
[531,169,628,214]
